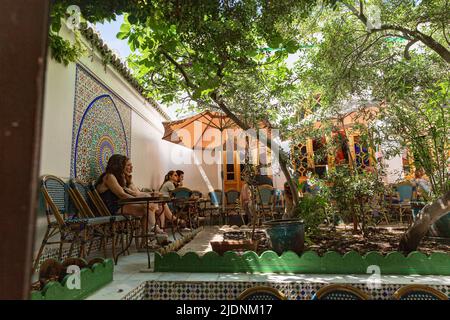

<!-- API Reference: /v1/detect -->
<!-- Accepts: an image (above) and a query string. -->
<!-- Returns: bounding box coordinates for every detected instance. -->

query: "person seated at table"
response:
[412,167,432,199]
[95,154,165,236]
[160,170,178,196]
[160,171,192,228]
[123,163,186,229]
[175,170,184,187]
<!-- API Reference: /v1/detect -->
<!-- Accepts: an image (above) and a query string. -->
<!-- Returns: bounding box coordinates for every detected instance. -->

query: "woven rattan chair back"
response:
[208,190,223,206]
[69,179,97,218]
[41,175,72,226]
[225,189,240,206]
[392,285,448,300]
[312,284,369,300]
[238,286,286,300]
[171,187,193,199]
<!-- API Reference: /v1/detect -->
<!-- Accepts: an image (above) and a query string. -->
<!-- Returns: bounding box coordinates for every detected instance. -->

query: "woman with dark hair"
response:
[175,170,184,187]
[95,154,164,236]
[158,170,188,228]
[123,163,186,228]
[159,171,178,197]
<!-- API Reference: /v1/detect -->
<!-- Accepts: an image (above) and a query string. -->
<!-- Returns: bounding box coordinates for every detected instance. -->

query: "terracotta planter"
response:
[210,239,258,255]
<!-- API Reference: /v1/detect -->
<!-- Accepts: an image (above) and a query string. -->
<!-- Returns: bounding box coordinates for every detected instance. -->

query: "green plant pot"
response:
[264,219,304,255]
[434,212,450,238]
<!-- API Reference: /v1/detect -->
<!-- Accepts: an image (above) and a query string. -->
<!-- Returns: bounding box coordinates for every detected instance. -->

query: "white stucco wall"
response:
[39,24,219,195]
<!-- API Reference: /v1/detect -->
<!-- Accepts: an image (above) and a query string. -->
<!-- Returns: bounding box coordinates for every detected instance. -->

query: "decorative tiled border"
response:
[156,228,203,255]
[122,280,450,300]
[155,250,450,275]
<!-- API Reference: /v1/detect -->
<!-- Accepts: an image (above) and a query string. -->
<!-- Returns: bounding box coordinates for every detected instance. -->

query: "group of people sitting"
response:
[95,154,187,245]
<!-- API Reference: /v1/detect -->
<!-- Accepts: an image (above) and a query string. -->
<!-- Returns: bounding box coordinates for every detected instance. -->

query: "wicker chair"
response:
[225,189,244,225]
[191,190,203,198]
[238,286,287,300]
[312,284,370,300]
[208,190,224,225]
[170,187,196,232]
[392,285,448,300]
[87,181,142,259]
[69,179,125,258]
[256,184,275,221]
[389,181,415,224]
[33,175,90,270]
[191,190,208,222]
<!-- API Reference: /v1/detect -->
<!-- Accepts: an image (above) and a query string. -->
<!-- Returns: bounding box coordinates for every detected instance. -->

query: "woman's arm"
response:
[105,174,133,199]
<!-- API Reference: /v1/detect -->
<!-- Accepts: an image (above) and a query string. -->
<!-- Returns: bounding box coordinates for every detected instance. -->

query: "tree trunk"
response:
[211,94,300,211]
[399,190,450,253]
[414,31,450,64]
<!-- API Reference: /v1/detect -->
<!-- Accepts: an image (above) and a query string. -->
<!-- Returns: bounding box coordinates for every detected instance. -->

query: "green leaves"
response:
[116,20,131,39]
[284,40,299,54]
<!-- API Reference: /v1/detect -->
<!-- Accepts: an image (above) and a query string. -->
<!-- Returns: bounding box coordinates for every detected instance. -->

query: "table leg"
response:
[146,201,151,269]
[114,209,135,265]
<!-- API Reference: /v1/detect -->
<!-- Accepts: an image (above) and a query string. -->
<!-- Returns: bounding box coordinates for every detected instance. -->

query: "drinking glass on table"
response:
[152,191,163,197]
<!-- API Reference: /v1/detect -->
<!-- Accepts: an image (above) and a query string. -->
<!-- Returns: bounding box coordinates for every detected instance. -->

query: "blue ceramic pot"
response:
[264,219,304,255]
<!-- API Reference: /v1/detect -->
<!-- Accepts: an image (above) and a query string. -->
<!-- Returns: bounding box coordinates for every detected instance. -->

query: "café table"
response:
[171,197,209,228]
[116,196,172,269]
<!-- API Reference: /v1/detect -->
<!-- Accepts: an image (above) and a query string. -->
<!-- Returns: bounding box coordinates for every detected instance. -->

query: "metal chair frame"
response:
[33,175,88,270]
[392,285,448,300]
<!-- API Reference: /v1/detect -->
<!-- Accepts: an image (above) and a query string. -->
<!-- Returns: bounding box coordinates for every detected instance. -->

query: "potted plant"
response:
[264,218,305,255]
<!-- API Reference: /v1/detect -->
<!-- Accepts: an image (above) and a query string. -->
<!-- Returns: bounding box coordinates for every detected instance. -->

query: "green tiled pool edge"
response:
[31,259,114,300]
[155,251,450,275]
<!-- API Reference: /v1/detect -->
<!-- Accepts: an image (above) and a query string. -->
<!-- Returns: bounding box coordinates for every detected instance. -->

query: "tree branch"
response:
[159,48,198,89]
[339,1,450,63]
[404,39,419,60]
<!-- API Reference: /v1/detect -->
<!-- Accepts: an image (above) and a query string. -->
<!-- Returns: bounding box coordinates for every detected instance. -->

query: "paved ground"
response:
[86,226,450,300]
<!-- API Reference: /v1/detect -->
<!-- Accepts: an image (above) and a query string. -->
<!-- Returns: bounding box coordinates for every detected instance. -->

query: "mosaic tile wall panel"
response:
[122,280,450,300]
[71,64,132,183]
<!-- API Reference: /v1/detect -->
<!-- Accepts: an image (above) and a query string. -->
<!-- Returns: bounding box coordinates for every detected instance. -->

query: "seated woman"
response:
[412,167,432,200]
[175,170,184,187]
[159,171,188,228]
[95,154,165,238]
[123,163,185,229]
[160,170,177,196]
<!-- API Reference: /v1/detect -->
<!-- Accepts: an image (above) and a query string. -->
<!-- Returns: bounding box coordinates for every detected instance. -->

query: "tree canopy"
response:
[49,0,449,214]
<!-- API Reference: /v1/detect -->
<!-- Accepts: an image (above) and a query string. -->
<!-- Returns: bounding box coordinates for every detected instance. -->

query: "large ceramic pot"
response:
[411,201,450,238]
[264,219,304,255]
[434,212,450,238]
